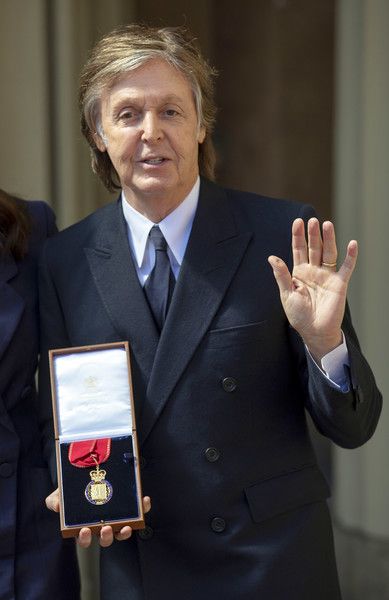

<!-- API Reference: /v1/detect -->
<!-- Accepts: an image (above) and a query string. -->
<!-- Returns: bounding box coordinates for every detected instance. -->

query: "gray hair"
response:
[79,24,218,192]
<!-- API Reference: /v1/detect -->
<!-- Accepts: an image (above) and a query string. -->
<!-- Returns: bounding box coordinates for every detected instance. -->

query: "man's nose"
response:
[141,112,162,142]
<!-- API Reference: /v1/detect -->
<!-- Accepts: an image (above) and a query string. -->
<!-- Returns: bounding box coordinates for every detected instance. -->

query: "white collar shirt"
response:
[121,177,200,285]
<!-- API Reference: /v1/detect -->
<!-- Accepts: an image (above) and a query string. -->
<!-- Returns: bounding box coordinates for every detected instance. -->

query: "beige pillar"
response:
[0,0,51,201]
[49,0,136,227]
[0,0,136,226]
[333,0,389,537]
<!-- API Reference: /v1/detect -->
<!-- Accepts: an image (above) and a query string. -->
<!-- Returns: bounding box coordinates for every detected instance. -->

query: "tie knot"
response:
[149,226,167,252]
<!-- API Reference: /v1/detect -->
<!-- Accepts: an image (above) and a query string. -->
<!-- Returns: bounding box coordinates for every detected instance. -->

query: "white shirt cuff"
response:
[307,332,350,392]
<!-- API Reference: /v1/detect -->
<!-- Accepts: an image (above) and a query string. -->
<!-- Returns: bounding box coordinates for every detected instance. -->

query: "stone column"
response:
[333,0,389,538]
[48,0,136,227]
[0,0,51,201]
[0,0,136,226]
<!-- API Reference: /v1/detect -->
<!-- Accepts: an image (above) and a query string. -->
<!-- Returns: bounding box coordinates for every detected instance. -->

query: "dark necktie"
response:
[144,226,175,331]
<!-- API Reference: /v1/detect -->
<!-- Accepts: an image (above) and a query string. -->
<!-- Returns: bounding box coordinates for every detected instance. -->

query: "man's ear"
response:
[93,130,107,152]
[197,126,206,144]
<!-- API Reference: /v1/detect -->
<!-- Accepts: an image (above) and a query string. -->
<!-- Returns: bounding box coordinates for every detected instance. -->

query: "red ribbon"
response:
[68,438,111,468]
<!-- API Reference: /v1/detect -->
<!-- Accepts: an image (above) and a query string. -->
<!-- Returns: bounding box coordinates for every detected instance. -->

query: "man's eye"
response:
[165,109,179,117]
[119,111,135,120]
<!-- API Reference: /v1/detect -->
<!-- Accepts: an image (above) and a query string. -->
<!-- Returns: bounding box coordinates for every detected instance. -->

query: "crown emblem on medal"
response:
[90,467,106,482]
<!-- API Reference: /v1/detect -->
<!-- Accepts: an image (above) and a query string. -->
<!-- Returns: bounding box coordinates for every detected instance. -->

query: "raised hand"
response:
[268,217,358,361]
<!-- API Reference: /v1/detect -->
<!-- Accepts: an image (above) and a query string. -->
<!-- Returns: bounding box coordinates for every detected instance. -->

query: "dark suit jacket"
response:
[39,179,382,600]
[0,201,79,600]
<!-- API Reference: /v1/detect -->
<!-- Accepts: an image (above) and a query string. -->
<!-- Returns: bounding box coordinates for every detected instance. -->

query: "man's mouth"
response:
[141,157,167,165]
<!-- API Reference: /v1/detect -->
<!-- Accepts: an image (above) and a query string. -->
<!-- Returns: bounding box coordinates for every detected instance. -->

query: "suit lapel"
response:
[84,201,159,388]
[140,180,252,444]
[0,256,24,363]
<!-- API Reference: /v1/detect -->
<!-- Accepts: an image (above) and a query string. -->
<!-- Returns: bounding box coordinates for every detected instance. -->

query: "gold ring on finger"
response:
[321,261,337,268]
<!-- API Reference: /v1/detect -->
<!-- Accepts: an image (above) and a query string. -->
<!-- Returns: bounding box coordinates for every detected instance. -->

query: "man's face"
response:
[95,58,205,214]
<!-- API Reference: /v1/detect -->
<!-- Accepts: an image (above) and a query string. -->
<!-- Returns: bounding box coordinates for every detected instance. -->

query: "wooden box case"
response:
[49,341,144,538]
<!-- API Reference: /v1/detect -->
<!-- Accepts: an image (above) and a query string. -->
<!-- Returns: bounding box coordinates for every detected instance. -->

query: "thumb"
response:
[45,488,60,513]
[268,256,293,297]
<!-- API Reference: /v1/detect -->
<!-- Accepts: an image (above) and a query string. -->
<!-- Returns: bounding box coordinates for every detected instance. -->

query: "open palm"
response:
[268,217,358,361]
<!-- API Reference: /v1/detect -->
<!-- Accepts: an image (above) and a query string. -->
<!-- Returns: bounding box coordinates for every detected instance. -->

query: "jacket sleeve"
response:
[298,302,382,449]
[287,203,382,449]
[42,201,58,237]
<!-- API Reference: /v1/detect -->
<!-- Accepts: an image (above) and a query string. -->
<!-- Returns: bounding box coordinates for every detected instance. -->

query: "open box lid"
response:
[50,342,134,443]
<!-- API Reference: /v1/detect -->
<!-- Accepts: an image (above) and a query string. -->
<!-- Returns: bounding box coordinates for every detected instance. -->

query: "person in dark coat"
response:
[0,189,80,599]
[41,25,382,600]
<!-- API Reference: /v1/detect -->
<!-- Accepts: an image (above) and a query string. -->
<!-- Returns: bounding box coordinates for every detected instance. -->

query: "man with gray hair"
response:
[40,24,381,600]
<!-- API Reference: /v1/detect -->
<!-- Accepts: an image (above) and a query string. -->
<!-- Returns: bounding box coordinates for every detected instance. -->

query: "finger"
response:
[337,240,358,283]
[114,526,133,542]
[292,218,308,266]
[113,496,152,541]
[268,256,293,297]
[143,496,151,513]
[45,489,60,513]
[99,525,114,548]
[321,221,338,269]
[307,218,322,267]
[77,528,93,549]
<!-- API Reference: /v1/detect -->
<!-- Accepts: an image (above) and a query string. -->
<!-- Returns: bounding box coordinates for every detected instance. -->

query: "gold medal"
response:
[85,463,113,505]
[69,438,113,505]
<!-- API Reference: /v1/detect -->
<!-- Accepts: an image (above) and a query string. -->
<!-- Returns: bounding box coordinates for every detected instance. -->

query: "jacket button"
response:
[222,377,237,392]
[139,456,147,469]
[211,517,226,533]
[205,447,220,462]
[355,385,364,403]
[138,526,153,540]
[20,385,33,401]
[0,463,14,478]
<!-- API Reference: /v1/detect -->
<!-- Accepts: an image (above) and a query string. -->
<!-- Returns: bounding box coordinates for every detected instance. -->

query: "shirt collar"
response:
[121,178,200,268]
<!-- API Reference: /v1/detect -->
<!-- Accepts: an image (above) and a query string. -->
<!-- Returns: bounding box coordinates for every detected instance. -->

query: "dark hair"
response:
[79,24,218,192]
[0,189,31,260]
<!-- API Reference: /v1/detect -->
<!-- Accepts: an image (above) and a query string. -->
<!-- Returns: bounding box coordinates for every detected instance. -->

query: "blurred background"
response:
[1,1,388,598]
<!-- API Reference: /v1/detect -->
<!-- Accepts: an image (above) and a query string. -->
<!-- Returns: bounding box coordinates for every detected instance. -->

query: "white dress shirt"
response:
[121,178,199,285]
[121,177,350,391]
